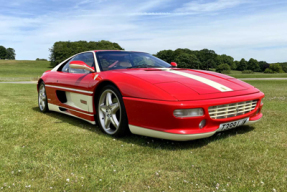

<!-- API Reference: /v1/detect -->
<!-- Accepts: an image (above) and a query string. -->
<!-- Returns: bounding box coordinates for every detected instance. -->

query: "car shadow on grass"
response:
[124,126,255,150]
[32,107,255,150]
[32,107,103,133]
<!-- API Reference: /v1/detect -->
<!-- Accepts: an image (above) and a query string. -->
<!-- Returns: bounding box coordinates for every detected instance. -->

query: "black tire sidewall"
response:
[96,85,129,137]
[38,82,49,113]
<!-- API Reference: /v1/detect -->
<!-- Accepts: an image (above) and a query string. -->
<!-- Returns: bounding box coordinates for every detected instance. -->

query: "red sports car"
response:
[37,50,264,141]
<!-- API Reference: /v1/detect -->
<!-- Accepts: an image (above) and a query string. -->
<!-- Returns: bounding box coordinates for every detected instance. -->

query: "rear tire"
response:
[38,82,49,113]
[96,85,129,137]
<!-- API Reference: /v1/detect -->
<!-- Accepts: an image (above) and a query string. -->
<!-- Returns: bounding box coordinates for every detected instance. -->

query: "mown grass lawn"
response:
[0,60,51,82]
[212,69,287,79]
[229,73,287,79]
[0,81,286,191]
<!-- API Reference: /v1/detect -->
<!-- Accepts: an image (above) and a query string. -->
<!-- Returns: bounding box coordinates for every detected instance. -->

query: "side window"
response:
[61,60,71,72]
[69,52,95,74]
[81,52,95,68]
[57,58,72,72]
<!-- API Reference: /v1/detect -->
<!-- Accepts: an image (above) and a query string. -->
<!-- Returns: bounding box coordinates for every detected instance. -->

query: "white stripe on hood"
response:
[168,70,233,92]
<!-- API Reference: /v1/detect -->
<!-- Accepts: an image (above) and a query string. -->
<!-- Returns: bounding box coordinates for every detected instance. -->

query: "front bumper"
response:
[129,116,262,141]
[124,91,264,141]
[129,125,216,141]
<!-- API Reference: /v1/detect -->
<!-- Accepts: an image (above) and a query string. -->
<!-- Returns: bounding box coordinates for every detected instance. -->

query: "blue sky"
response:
[1,0,287,62]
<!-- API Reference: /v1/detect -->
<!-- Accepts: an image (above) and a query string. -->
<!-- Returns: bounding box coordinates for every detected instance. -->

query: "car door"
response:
[53,52,96,113]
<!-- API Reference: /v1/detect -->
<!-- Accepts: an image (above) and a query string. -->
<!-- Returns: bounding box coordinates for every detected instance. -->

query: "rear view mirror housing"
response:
[170,62,177,68]
[69,61,95,72]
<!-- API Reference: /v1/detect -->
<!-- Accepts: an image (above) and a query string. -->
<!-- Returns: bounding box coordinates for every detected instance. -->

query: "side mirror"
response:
[69,60,95,72]
[170,62,177,68]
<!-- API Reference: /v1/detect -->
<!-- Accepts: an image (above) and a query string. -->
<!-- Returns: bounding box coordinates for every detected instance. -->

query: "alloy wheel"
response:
[39,84,47,111]
[98,89,121,134]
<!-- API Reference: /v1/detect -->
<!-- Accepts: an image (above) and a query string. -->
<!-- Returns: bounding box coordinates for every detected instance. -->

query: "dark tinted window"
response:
[96,51,171,71]
[73,52,95,67]
[68,52,95,74]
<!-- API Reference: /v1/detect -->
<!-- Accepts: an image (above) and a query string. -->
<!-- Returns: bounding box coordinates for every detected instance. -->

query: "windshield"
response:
[96,51,171,71]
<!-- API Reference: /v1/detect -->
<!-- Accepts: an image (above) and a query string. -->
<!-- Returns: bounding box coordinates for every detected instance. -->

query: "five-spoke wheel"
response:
[97,85,128,136]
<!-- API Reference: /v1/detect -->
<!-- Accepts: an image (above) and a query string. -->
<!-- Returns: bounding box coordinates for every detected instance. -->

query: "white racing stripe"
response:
[168,70,233,92]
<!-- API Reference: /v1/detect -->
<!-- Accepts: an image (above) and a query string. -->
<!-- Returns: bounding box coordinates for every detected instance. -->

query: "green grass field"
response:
[0,81,286,191]
[227,70,287,78]
[0,60,51,82]
[208,69,287,78]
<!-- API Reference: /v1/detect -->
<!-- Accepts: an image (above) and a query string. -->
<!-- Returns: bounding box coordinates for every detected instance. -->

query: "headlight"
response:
[173,108,204,117]
[260,98,264,105]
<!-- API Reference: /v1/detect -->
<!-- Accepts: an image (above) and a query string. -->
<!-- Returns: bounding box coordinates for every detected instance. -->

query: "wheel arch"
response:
[37,78,44,92]
[93,80,122,106]
[93,79,130,135]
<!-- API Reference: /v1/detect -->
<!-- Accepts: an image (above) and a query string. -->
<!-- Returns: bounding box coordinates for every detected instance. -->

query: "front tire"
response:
[38,82,49,113]
[96,85,129,137]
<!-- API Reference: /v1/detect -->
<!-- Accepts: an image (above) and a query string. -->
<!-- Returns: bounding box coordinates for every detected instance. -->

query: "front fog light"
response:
[199,119,206,129]
[173,108,204,117]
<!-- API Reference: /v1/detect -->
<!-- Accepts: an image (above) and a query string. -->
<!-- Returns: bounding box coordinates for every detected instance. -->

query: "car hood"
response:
[117,68,258,101]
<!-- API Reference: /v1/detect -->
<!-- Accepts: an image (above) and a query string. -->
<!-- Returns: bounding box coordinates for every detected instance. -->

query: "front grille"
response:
[208,100,258,119]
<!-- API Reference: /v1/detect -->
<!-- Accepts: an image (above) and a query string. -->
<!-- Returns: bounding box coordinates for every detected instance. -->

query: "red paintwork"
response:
[123,92,263,134]
[38,51,264,137]
[170,62,177,67]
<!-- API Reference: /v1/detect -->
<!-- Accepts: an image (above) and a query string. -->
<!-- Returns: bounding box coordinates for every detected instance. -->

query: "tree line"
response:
[155,48,286,73]
[48,41,286,73]
[49,40,123,67]
[0,46,16,60]
[36,58,48,61]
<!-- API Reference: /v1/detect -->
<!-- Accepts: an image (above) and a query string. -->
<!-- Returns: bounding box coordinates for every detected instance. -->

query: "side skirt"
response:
[48,103,96,125]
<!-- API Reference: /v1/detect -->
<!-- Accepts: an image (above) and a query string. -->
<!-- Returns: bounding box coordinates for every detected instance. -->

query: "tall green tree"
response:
[0,46,6,59]
[220,54,234,67]
[206,58,216,69]
[269,64,284,73]
[281,65,287,73]
[214,55,223,68]
[156,50,175,63]
[270,63,287,73]
[196,49,216,70]
[216,63,231,73]
[173,48,194,56]
[231,61,238,70]
[258,61,270,72]
[5,48,16,60]
[237,58,248,71]
[49,40,124,67]
[234,61,239,68]
[175,53,201,69]
[247,58,260,72]
[213,54,235,69]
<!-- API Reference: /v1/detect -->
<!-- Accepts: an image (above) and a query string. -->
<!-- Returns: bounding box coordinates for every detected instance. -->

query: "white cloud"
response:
[0,0,287,63]
[175,0,247,13]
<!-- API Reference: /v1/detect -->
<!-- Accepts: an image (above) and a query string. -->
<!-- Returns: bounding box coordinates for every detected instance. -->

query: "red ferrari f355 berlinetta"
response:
[37,50,264,141]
